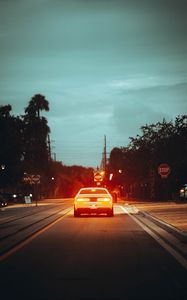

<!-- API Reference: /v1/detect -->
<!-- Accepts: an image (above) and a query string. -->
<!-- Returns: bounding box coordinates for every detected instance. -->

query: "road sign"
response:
[158,163,171,178]
[94,172,103,182]
[32,175,40,184]
[24,196,32,204]
[23,174,40,184]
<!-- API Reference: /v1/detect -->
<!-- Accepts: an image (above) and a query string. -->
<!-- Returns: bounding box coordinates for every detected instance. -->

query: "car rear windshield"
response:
[79,189,108,195]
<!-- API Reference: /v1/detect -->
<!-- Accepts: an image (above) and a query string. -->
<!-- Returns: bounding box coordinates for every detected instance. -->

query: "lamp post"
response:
[0,164,6,193]
[51,177,55,198]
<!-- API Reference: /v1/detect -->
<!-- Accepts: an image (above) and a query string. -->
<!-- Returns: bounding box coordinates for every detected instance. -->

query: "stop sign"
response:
[94,172,103,182]
[158,163,171,178]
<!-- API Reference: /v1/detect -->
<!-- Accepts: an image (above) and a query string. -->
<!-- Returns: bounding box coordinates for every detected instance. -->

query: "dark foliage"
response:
[0,96,94,198]
[0,105,24,187]
[108,116,187,201]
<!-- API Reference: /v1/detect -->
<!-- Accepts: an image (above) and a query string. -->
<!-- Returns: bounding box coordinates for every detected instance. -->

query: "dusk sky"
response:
[1,0,187,167]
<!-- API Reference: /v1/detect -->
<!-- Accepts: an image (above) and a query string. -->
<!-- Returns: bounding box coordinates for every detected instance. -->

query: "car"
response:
[74,187,114,217]
[179,185,187,199]
[0,195,8,208]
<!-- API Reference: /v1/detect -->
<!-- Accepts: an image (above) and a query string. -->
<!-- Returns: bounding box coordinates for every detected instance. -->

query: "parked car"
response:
[180,185,187,199]
[0,194,8,208]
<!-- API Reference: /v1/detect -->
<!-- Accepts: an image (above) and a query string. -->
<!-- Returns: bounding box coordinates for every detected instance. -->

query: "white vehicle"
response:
[74,187,114,217]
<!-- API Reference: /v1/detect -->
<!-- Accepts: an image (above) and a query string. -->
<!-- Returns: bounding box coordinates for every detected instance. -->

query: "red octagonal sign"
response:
[158,163,171,178]
[94,172,103,182]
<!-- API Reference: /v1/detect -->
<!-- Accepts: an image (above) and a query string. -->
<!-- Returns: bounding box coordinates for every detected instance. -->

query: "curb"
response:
[136,208,187,243]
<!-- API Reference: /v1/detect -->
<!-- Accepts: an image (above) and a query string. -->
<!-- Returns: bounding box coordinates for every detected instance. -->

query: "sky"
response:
[0,0,187,167]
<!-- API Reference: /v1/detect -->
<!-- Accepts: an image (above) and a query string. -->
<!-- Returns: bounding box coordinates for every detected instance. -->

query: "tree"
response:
[25,94,49,119]
[0,104,12,118]
[108,116,187,200]
[47,162,94,198]
[0,105,24,188]
[23,95,50,175]
[109,147,124,172]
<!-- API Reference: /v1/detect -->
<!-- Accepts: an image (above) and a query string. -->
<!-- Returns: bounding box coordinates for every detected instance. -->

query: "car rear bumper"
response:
[75,207,113,214]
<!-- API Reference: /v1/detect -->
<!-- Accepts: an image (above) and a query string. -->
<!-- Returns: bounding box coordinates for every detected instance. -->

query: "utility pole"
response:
[103,135,107,172]
[100,135,108,172]
[98,136,108,187]
[53,152,56,161]
[47,134,52,161]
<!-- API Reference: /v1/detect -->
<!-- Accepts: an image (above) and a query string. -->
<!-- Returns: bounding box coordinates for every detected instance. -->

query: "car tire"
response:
[74,208,80,217]
[107,208,114,217]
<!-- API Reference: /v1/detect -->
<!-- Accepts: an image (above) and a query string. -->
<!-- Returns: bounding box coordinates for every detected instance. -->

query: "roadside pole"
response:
[35,184,37,207]
[23,174,40,207]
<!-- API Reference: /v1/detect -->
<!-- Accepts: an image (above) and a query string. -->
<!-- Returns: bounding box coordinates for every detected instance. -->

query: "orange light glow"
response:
[97,198,111,202]
[76,198,90,202]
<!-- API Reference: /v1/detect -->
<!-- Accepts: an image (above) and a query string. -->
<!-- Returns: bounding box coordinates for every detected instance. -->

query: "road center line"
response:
[0,208,72,262]
[119,205,187,271]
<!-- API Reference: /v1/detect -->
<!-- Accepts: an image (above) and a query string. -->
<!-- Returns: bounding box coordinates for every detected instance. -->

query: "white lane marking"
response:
[119,205,187,271]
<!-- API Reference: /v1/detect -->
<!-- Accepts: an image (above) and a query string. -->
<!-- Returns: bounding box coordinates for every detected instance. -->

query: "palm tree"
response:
[23,94,50,174]
[0,104,12,118]
[25,94,49,118]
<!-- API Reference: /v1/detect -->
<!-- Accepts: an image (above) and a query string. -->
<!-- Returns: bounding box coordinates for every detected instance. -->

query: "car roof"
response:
[78,187,108,191]
[77,187,110,195]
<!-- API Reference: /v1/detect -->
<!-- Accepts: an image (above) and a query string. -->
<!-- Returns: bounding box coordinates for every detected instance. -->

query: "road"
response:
[0,201,187,300]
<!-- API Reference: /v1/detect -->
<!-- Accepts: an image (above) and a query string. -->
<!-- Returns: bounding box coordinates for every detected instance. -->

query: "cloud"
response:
[110,73,187,91]
[1,0,187,166]
[110,75,161,90]
[111,81,187,139]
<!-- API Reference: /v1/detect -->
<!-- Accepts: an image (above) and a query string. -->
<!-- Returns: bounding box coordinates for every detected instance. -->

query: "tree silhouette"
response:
[0,105,23,188]
[23,95,50,175]
[0,104,12,118]
[108,116,187,200]
[25,94,49,119]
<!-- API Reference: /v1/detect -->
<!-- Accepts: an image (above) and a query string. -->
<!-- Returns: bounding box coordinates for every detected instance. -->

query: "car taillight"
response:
[97,198,111,202]
[76,198,90,202]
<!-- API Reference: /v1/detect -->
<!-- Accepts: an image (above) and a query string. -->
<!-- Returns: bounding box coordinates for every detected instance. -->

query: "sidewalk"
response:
[127,200,187,234]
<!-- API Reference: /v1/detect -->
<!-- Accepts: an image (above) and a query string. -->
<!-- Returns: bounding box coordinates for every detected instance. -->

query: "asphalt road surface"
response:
[0,204,187,300]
